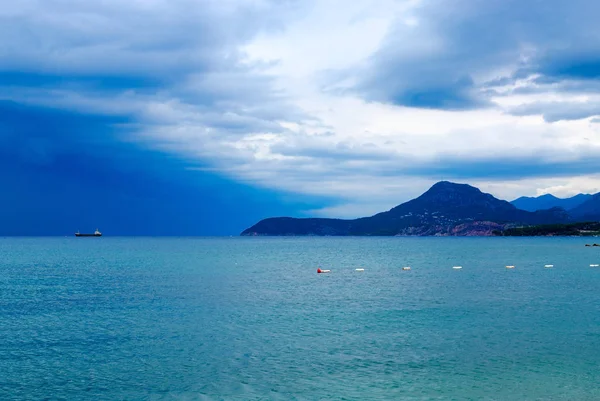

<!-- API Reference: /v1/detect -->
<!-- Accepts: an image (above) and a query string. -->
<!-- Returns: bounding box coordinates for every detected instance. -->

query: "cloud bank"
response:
[2,0,600,219]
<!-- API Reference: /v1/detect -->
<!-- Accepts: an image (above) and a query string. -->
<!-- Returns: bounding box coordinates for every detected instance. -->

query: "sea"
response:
[1,237,600,401]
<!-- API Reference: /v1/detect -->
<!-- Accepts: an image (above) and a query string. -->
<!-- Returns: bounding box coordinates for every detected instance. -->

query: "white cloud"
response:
[243,0,417,77]
[475,176,600,200]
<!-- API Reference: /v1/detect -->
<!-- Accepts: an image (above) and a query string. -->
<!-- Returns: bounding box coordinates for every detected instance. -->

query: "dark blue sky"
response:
[0,101,323,235]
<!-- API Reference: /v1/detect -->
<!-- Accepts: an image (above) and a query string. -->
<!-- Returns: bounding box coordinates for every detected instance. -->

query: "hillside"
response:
[570,193,600,221]
[497,222,600,237]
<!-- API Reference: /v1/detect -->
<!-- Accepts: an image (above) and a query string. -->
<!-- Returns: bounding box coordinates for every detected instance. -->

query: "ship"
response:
[75,229,102,237]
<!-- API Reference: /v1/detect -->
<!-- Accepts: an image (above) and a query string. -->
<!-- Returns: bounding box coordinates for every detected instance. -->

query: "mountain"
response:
[241,181,571,236]
[511,193,592,212]
[569,193,600,221]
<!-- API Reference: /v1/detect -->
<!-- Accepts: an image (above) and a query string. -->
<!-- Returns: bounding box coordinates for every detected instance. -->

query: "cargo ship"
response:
[75,229,102,237]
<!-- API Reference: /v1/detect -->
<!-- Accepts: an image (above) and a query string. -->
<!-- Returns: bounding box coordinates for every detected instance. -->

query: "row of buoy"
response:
[317,267,367,273]
[504,264,600,269]
[317,264,600,273]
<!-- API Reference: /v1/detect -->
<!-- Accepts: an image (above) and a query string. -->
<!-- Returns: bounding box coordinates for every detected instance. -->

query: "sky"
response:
[2,0,600,234]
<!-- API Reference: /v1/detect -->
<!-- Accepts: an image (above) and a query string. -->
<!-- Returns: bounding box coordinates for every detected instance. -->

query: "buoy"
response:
[506,265,515,269]
[590,264,599,267]
[452,266,462,270]
[544,264,553,268]
[355,268,365,272]
[317,268,330,274]
[402,266,411,271]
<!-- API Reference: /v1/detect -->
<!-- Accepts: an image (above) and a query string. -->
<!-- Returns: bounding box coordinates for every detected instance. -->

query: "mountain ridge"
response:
[511,193,592,212]
[241,181,575,236]
[570,193,600,221]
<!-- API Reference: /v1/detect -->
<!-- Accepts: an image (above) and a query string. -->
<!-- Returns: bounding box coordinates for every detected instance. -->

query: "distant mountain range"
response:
[510,193,592,212]
[569,193,600,222]
[241,181,598,236]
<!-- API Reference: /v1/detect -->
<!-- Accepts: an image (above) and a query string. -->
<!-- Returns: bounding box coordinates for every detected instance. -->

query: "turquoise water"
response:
[1,237,600,400]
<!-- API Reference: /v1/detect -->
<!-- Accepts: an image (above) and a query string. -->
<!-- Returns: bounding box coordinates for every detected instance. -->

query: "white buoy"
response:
[590,264,599,267]
[355,268,365,272]
[402,266,411,271]
[506,265,515,269]
[544,264,554,268]
[453,266,462,270]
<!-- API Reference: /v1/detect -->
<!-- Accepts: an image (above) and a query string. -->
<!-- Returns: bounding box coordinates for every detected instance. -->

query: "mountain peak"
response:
[428,181,476,191]
[417,181,487,203]
[420,181,483,198]
[537,194,559,200]
[395,181,516,216]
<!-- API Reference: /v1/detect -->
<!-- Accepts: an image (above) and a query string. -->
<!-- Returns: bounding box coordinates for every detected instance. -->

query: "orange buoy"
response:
[317,268,322,273]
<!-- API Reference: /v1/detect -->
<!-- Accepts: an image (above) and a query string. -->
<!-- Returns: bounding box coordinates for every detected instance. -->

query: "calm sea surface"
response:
[1,237,600,400]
